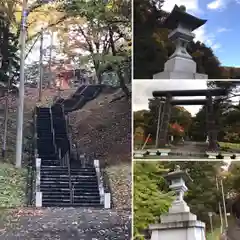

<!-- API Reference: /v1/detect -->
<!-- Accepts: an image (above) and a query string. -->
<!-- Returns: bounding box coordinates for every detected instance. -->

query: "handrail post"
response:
[35,157,42,207]
[67,150,73,204]
[94,159,108,207]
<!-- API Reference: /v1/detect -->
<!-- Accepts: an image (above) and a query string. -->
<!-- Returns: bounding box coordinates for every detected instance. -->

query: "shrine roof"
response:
[163,5,207,31]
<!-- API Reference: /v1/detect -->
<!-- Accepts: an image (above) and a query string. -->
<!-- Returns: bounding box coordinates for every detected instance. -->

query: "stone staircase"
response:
[34,90,105,207]
[55,84,102,113]
[36,107,59,166]
[40,166,101,207]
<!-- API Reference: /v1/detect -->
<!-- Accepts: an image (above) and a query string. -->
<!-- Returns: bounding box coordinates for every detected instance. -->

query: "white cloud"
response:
[133,80,208,116]
[193,25,206,43]
[217,27,230,33]
[212,43,222,50]
[207,0,225,9]
[193,25,222,52]
[207,0,240,10]
[162,0,201,15]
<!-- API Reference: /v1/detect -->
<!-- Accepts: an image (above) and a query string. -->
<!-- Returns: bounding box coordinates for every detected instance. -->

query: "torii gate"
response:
[152,88,227,151]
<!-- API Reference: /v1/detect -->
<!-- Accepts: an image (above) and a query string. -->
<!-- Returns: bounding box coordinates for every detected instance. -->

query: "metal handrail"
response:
[61,104,73,155]
[57,104,73,203]
[49,107,58,155]
[66,149,73,204]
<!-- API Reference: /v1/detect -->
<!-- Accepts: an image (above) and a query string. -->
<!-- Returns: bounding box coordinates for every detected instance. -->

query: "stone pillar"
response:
[150,166,206,240]
[158,95,172,147]
[206,94,218,151]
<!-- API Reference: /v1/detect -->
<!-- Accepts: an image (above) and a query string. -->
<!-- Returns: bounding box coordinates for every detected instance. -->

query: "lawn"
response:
[206,227,221,240]
[219,142,240,151]
[0,163,26,208]
[0,163,27,229]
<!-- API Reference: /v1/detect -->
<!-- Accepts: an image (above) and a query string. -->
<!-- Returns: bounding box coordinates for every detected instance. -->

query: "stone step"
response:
[41,191,100,196]
[73,195,100,200]
[42,202,102,207]
[41,181,97,186]
[42,199,71,203]
[42,195,71,200]
[41,162,60,166]
[41,167,96,173]
[42,198,100,204]
[40,185,99,191]
[41,190,99,195]
[40,170,96,175]
[39,155,59,160]
[43,194,99,199]
[41,175,97,179]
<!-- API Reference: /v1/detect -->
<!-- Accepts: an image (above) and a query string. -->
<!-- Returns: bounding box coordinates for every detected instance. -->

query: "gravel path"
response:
[171,141,208,155]
[0,208,131,240]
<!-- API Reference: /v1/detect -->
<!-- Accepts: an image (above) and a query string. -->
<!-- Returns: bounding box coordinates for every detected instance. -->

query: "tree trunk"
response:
[108,26,130,97]
[116,67,130,98]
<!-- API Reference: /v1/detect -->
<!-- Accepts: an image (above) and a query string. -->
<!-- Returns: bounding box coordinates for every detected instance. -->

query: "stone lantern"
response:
[153,5,208,79]
[149,165,206,240]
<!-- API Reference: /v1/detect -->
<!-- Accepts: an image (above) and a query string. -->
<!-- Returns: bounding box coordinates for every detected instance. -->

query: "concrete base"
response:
[222,153,233,160]
[150,211,205,240]
[148,149,158,156]
[164,56,197,73]
[153,71,208,79]
[158,149,171,156]
[150,220,206,240]
[104,193,111,209]
[206,152,235,159]
[134,150,147,158]
[153,56,208,79]
[36,192,42,207]
[206,152,218,159]
[161,153,170,156]
[234,154,240,159]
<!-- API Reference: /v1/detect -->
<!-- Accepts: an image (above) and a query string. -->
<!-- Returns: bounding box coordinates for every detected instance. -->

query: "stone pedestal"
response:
[150,166,206,240]
[153,51,208,79]
[150,220,205,240]
[153,71,208,79]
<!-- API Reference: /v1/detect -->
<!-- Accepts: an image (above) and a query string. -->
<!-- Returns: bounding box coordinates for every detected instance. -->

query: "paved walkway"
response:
[170,141,208,157]
[0,208,131,240]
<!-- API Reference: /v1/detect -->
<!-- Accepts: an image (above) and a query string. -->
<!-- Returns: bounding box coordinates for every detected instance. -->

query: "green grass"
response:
[219,142,240,150]
[206,227,221,240]
[0,163,27,230]
[0,163,27,208]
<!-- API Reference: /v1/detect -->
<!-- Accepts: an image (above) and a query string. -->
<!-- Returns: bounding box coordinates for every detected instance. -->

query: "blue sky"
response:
[162,0,240,67]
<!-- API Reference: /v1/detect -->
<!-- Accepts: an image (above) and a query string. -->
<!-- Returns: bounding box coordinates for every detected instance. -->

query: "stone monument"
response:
[153,5,208,79]
[149,165,206,240]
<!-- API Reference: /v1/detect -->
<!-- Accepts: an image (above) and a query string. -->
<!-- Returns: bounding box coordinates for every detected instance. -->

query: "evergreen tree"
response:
[133,162,174,239]
[0,9,20,86]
